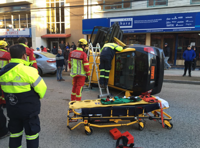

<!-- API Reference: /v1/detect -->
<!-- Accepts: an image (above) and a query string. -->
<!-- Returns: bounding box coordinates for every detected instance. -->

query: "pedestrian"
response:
[71,42,76,50]
[59,40,65,53]
[0,44,47,148]
[191,46,199,70]
[36,47,40,51]
[63,47,69,72]
[66,42,70,49]
[164,43,171,70]
[0,40,11,107]
[40,46,47,52]
[52,46,58,55]
[68,38,90,115]
[99,42,123,88]
[56,49,65,81]
[183,45,196,77]
[0,107,9,139]
[18,37,38,69]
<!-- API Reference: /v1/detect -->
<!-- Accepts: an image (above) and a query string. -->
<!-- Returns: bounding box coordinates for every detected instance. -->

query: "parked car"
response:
[34,51,57,75]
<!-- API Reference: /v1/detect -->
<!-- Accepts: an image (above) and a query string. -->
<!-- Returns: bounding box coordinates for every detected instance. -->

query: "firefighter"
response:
[0,44,47,148]
[99,43,123,88]
[68,38,90,103]
[0,40,11,107]
[18,37,38,69]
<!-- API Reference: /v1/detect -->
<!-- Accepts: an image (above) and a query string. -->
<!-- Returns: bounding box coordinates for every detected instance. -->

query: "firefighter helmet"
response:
[78,38,88,46]
[0,40,8,48]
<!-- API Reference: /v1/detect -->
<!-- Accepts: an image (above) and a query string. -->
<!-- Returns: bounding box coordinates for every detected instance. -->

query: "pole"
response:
[174,34,178,66]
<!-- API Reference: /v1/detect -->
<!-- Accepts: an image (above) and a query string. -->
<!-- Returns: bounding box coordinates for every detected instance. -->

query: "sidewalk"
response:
[164,69,200,85]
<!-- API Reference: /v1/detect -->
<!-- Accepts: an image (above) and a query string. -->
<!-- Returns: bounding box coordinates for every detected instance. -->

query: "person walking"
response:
[0,44,47,148]
[56,49,65,81]
[99,42,123,88]
[164,43,171,69]
[183,45,196,77]
[192,46,199,70]
[68,38,90,103]
[18,37,38,69]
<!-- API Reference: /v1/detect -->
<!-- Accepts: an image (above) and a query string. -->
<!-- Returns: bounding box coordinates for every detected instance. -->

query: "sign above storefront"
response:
[83,12,200,34]
[0,5,30,13]
[0,28,31,38]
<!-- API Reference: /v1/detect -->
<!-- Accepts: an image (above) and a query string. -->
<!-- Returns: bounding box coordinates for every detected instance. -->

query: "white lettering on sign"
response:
[110,18,133,29]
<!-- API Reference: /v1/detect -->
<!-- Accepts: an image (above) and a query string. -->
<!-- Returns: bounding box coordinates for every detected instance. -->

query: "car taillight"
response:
[144,47,155,55]
[47,59,56,63]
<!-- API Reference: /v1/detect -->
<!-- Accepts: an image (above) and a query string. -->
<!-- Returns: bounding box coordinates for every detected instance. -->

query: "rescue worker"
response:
[68,38,90,102]
[99,43,123,88]
[0,44,47,148]
[18,37,38,69]
[0,40,11,107]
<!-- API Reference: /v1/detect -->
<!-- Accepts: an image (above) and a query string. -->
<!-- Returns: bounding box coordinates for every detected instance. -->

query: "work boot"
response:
[60,79,65,81]
[182,74,186,77]
[100,84,105,88]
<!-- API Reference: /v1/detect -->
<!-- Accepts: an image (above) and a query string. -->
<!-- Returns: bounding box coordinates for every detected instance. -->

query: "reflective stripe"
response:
[76,87,82,97]
[105,76,109,79]
[0,82,29,86]
[86,71,90,73]
[71,58,73,73]
[100,69,105,71]
[100,75,105,78]
[71,92,76,95]
[70,72,86,76]
[31,76,42,87]
[105,70,110,72]
[30,60,37,63]
[26,133,39,140]
[17,146,22,148]
[10,130,23,138]
[84,63,89,66]
[56,57,64,60]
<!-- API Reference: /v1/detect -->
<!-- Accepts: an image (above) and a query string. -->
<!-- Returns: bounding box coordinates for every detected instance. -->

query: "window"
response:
[123,34,146,45]
[98,0,131,10]
[0,16,5,29]
[46,0,65,34]
[148,0,168,7]
[191,0,200,4]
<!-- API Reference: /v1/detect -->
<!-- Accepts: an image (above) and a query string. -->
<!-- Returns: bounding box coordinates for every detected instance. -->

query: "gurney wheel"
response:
[85,127,93,135]
[138,122,145,131]
[165,122,173,130]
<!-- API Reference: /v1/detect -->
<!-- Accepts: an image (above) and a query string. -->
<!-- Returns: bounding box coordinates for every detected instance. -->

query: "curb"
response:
[164,79,200,85]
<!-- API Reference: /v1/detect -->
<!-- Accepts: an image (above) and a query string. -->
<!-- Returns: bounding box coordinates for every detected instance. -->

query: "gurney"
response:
[67,95,173,135]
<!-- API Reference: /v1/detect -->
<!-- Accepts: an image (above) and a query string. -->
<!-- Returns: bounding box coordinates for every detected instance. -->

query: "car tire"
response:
[38,68,43,76]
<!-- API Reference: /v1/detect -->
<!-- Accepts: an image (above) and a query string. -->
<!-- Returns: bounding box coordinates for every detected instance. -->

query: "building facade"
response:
[0,0,85,50]
[83,0,200,66]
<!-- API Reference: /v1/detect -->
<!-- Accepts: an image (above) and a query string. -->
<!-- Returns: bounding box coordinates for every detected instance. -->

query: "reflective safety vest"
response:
[68,47,90,77]
[0,49,11,69]
[100,43,123,60]
[19,43,38,69]
[0,58,47,118]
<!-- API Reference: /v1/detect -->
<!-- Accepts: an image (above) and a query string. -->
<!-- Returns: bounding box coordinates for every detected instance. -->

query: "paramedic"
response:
[0,40,11,107]
[99,43,123,88]
[18,37,38,69]
[68,38,90,102]
[0,44,47,148]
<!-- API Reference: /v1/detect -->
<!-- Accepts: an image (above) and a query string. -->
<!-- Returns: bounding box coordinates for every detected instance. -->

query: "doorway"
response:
[51,41,59,50]
[163,35,175,63]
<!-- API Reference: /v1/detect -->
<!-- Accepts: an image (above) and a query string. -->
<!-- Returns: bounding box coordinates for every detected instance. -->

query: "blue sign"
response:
[83,12,200,34]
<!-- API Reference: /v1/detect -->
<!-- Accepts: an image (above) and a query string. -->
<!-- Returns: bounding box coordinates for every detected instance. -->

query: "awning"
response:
[41,34,71,38]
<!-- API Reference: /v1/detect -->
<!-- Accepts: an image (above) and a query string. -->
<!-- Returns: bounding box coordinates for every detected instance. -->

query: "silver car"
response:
[34,51,57,75]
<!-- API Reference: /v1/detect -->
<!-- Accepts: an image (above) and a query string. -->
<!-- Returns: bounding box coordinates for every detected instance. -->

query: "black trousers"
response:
[0,107,8,137]
[99,58,112,86]
[192,59,196,70]
[9,115,40,148]
[184,61,192,75]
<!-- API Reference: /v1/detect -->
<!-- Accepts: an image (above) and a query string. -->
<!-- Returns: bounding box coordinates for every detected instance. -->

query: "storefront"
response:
[0,4,32,46]
[83,12,200,66]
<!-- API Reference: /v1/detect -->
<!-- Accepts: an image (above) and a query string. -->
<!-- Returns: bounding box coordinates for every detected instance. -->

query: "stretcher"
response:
[67,96,173,135]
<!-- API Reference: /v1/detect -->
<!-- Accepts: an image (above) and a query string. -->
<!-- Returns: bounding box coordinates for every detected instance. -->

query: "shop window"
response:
[123,34,146,45]
[20,14,27,28]
[191,0,200,4]
[46,0,65,34]
[148,0,168,7]
[98,0,131,10]
[5,15,12,29]
[0,16,5,29]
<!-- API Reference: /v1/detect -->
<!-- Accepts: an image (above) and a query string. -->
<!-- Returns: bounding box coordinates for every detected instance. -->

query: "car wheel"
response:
[38,68,43,76]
